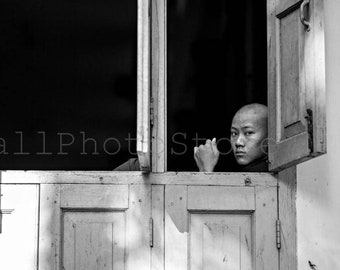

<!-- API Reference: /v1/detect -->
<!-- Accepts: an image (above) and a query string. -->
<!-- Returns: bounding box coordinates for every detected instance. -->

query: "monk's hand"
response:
[194,138,220,172]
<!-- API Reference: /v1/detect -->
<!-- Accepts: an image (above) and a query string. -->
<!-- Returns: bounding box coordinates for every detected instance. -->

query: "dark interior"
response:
[0,0,266,170]
[167,0,267,171]
[0,0,137,169]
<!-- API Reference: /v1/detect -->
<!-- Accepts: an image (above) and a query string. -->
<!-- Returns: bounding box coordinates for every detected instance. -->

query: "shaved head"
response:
[230,103,268,165]
[233,103,268,130]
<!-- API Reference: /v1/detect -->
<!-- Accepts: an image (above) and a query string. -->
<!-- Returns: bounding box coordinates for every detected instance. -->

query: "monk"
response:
[194,103,268,172]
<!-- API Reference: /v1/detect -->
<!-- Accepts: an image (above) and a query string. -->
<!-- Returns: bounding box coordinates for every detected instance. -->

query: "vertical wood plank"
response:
[151,0,167,172]
[126,184,151,270]
[0,185,39,270]
[311,0,326,154]
[267,0,278,148]
[165,185,188,270]
[39,184,61,270]
[137,0,151,171]
[255,184,278,270]
[151,185,165,270]
[278,167,297,270]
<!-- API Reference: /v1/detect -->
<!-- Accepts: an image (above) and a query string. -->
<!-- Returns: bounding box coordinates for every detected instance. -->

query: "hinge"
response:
[148,0,151,18]
[276,219,281,249]
[150,98,154,127]
[150,107,154,127]
[305,109,314,153]
[149,217,154,248]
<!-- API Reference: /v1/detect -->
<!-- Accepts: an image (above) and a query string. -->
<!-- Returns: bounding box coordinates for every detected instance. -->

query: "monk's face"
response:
[230,110,267,165]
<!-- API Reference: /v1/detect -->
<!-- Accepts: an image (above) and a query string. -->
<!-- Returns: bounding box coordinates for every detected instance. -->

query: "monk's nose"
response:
[235,134,245,147]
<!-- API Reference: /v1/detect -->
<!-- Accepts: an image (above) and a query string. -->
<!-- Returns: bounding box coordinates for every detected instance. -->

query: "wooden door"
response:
[0,172,279,270]
[38,181,151,270]
[164,182,278,270]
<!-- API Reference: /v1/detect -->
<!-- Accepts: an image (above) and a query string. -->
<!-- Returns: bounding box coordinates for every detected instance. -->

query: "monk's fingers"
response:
[206,138,216,152]
[198,144,206,151]
[211,137,219,155]
[194,146,201,160]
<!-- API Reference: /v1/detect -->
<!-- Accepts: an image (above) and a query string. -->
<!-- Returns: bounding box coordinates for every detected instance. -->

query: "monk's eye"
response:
[230,131,237,137]
[245,131,254,136]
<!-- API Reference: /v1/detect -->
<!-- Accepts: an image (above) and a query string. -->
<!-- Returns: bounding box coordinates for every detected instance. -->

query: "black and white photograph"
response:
[0,0,338,269]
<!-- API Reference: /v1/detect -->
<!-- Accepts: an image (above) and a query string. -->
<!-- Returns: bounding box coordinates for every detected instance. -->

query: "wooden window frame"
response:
[137,0,167,172]
[137,1,318,270]
[137,0,325,268]
[2,0,319,268]
[140,0,326,174]
[137,0,151,171]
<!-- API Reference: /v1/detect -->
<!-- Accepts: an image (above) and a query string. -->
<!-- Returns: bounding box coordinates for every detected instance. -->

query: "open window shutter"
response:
[151,0,167,172]
[137,0,150,171]
[267,0,326,171]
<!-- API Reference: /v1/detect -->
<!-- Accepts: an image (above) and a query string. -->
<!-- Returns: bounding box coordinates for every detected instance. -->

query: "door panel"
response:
[0,185,39,270]
[63,212,126,270]
[39,183,151,270]
[165,185,278,270]
[61,185,128,269]
[280,9,304,139]
[190,214,252,270]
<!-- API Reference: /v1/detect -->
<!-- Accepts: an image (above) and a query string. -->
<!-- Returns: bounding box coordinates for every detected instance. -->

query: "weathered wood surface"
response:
[0,185,39,270]
[137,0,151,171]
[0,171,277,186]
[276,0,300,15]
[278,167,297,270]
[165,185,188,270]
[268,0,326,171]
[310,0,326,154]
[0,172,281,270]
[151,0,167,172]
[126,184,151,270]
[39,184,61,270]
[188,186,255,211]
[255,185,278,270]
[39,183,152,270]
[190,214,252,270]
[165,184,278,270]
[151,185,165,270]
[268,132,310,171]
[60,184,129,209]
[63,211,126,270]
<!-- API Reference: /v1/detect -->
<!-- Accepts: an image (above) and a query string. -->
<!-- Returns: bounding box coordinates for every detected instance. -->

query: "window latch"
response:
[305,109,314,153]
[300,0,311,32]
